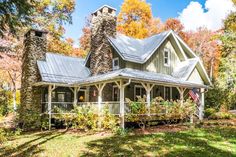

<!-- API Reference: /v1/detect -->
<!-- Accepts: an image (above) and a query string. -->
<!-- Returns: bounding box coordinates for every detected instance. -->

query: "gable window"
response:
[134,85,146,101]
[112,58,119,70]
[164,49,170,66]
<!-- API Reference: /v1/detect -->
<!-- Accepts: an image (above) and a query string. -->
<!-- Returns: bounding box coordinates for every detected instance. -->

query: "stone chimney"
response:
[20,29,48,128]
[90,5,117,75]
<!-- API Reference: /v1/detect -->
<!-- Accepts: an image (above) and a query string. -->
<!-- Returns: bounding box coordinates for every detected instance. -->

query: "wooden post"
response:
[120,81,125,129]
[95,83,106,114]
[48,84,56,130]
[48,85,52,130]
[177,87,186,106]
[73,87,80,106]
[95,83,106,128]
[199,88,205,120]
[141,83,155,116]
[115,79,131,129]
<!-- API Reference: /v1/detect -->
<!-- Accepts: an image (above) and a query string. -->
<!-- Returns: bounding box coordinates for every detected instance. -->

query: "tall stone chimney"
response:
[90,5,117,75]
[20,29,48,128]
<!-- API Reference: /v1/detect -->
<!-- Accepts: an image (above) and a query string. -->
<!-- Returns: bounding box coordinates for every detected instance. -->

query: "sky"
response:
[63,0,235,46]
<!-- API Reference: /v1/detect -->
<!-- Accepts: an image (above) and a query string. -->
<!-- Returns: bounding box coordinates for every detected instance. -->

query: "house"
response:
[20,5,211,129]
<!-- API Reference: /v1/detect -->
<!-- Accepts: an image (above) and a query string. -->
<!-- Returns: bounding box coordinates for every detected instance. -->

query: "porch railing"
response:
[42,101,170,115]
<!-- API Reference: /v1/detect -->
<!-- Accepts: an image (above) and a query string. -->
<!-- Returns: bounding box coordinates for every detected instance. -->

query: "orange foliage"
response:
[187,28,222,78]
[164,18,189,43]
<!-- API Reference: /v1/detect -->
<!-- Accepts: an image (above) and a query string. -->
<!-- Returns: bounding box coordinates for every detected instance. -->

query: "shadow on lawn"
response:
[81,127,236,157]
[0,130,67,157]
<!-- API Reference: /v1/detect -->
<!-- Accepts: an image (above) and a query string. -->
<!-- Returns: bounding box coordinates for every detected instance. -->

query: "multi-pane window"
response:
[112,58,119,70]
[134,85,146,101]
[164,49,170,66]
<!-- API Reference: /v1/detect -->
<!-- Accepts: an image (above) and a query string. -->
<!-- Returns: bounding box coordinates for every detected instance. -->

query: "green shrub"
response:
[102,106,119,131]
[209,112,232,120]
[205,108,217,118]
[0,128,7,144]
[71,105,99,131]
[125,97,196,126]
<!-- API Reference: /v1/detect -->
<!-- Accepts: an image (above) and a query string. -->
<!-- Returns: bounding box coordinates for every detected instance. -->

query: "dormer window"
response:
[112,57,119,70]
[164,49,170,66]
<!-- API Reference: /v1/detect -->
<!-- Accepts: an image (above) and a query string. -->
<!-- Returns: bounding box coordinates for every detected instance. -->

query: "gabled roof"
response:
[172,58,198,80]
[37,53,90,84]
[107,31,170,63]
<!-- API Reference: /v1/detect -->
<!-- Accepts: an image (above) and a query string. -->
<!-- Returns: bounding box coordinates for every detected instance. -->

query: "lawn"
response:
[0,124,236,157]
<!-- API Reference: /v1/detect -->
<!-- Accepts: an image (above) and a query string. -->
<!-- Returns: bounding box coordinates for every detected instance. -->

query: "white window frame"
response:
[112,57,119,70]
[163,49,170,67]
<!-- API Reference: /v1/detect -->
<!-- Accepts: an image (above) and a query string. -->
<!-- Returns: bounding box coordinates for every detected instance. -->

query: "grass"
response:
[0,124,236,157]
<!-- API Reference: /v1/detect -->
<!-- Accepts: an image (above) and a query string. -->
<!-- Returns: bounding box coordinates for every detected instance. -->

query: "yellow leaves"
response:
[117,0,154,39]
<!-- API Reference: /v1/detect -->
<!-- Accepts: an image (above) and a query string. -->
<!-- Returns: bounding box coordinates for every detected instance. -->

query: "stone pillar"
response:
[20,29,48,129]
[89,6,117,102]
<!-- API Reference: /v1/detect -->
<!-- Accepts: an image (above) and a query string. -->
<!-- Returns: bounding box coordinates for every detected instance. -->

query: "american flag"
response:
[189,88,199,103]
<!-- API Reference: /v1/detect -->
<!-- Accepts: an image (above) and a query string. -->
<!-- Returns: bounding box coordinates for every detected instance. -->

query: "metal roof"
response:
[172,58,199,80]
[37,53,90,84]
[74,68,207,88]
[107,31,170,63]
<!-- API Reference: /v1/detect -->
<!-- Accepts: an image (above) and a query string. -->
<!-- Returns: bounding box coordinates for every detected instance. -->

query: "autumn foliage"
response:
[117,0,153,39]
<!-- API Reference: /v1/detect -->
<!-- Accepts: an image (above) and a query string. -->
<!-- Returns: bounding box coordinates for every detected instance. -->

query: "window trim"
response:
[112,57,119,70]
[163,49,170,67]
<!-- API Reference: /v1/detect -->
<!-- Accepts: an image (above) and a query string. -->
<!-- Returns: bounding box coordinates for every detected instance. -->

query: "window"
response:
[57,92,65,102]
[112,86,120,101]
[134,85,146,101]
[164,49,170,66]
[112,58,119,70]
[164,87,172,100]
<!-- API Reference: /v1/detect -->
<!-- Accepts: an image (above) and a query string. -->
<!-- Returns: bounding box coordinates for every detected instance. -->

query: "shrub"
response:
[209,112,233,120]
[125,97,196,127]
[0,128,7,144]
[101,106,119,131]
[72,105,99,131]
[204,108,217,118]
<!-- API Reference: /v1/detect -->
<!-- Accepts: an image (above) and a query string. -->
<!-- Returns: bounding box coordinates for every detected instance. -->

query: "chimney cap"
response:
[92,5,116,15]
[27,28,48,34]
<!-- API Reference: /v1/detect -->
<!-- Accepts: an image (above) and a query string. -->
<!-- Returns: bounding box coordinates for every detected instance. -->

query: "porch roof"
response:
[75,68,207,88]
[37,53,91,84]
[35,68,207,88]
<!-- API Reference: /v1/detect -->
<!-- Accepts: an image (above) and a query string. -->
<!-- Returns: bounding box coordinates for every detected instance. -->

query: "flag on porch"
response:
[189,88,200,103]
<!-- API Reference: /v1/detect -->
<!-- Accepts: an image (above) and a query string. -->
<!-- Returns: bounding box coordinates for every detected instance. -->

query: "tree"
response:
[0,0,34,36]
[164,18,189,43]
[0,0,76,111]
[187,28,221,78]
[148,18,164,36]
[117,0,153,39]
[78,17,92,56]
[206,1,236,110]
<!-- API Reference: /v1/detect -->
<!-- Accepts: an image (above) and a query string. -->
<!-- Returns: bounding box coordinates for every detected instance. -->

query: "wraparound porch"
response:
[36,75,206,130]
